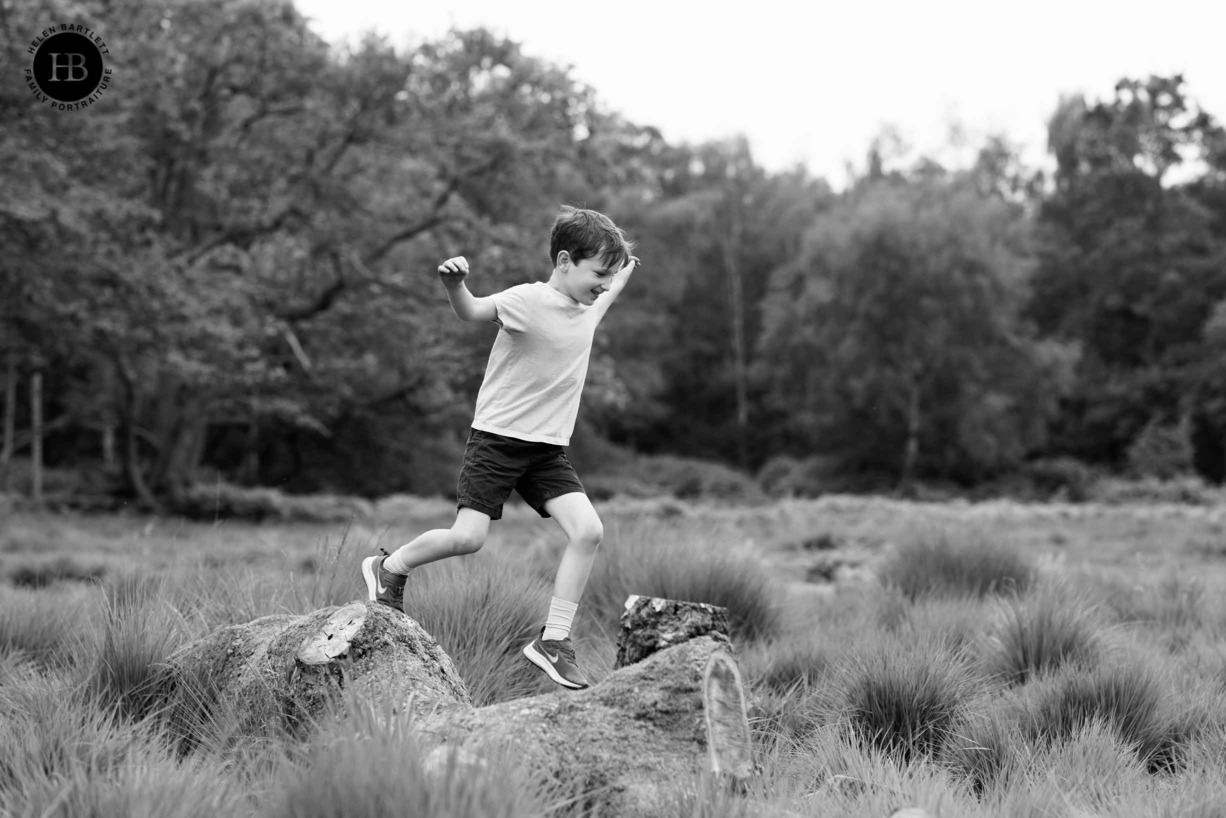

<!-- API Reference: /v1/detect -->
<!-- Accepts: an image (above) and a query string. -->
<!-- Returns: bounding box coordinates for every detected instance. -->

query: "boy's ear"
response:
[556,250,571,269]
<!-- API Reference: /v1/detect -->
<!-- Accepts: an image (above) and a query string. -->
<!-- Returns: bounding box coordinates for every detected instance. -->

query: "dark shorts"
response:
[456,429,585,520]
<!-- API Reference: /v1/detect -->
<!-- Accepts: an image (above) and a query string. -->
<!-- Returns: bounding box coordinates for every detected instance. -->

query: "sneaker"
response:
[522,628,590,690]
[361,548,406,611]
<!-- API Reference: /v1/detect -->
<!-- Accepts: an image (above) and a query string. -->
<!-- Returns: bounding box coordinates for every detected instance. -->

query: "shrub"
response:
[1017,457,1097,501]
[1127,417,1194,480]
[588,455,763,503]
[983,582,1102,686]
[7,555,107,588]
[175,482,373,522]
[877,526,1036,602]
[1089,476,1223,505]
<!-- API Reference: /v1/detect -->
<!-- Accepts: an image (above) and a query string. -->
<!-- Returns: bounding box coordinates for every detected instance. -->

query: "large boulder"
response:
[158,602,469,740]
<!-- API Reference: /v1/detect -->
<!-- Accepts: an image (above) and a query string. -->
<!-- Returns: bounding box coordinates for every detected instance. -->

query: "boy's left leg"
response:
[522,491,603,689]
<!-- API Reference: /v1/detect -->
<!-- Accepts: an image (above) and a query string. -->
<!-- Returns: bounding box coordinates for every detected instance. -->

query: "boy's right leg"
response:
[362,508,490,610]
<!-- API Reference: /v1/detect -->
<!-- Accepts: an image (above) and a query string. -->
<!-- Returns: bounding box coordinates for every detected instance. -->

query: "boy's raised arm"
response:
[601,255,641,306]
[438,256,497,323]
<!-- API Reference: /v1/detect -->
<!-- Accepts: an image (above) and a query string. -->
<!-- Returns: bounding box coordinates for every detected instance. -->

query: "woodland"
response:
[4,0,1226,511]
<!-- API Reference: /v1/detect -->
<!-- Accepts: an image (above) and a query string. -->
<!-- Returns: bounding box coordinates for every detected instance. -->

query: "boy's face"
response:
[558,252,618,306]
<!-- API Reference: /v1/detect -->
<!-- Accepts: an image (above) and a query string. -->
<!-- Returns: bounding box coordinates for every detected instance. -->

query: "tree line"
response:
[3,0,1226,508]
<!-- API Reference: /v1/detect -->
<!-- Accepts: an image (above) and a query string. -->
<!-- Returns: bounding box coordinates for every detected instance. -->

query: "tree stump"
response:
[615,595,732,668]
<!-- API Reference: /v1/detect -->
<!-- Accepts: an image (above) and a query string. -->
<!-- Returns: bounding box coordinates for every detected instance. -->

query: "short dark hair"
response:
[549,206,634,270]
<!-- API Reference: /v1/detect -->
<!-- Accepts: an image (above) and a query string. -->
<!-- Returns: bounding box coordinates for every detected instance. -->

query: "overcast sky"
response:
[294,0,1226,187]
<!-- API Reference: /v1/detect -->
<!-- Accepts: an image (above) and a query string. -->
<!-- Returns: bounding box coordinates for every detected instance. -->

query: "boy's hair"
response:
[549,206,634,270]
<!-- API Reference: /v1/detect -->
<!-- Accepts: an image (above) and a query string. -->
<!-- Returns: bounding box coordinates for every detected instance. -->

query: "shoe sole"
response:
[360,556,379,602]
[522,641,588,690]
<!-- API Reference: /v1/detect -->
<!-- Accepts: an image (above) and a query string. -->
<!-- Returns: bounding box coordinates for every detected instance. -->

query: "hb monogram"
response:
[47,52,89,81]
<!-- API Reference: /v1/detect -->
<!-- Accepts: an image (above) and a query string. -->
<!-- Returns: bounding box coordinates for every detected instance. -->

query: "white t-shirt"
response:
[471,281,609,446]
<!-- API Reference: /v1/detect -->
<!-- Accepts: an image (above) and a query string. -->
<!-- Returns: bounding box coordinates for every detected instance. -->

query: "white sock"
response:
[381,547,413,577]
[541,596,578,641]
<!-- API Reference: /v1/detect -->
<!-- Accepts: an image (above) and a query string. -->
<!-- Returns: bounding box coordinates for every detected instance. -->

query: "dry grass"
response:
[2,495,1226,816]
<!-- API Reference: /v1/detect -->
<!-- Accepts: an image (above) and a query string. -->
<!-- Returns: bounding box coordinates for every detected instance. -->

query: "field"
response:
[3,493,1226,817]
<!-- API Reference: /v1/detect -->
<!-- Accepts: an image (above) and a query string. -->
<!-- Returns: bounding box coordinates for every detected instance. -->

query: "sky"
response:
[293,0,1226,188]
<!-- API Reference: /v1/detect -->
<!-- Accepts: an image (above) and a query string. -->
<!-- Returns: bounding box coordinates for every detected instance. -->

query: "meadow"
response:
[2,492,1226,817]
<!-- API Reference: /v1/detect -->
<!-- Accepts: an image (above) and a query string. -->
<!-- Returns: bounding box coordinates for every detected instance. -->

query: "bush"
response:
[756,454,890,498]
[876,526,1036,602]
[1089,476,1224,505]
[587,455,763,503]
[175,482,374,522]
[1127,417,1194,480]
[1016,457,1097,501]
[7,555,107,588]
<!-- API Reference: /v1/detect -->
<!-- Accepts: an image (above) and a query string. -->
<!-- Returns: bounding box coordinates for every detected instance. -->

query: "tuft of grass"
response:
[941,709,1023,797]
[876,525,1036,602]
[407,552,553,706]
[268,689,567,818]
[288,527,375,613]
[1019,660,1195,774]
[838,633,981,764]
[583,515,782,644]
[81,571,189,721]
[0,584,93,669]
[983,581,1103,685]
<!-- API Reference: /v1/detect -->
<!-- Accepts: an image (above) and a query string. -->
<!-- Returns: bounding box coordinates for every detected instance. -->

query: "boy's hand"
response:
[437,256,470,287]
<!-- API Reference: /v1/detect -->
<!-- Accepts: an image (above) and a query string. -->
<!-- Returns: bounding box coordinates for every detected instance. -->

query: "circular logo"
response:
[25,25,112,110]
[32,32,103,102]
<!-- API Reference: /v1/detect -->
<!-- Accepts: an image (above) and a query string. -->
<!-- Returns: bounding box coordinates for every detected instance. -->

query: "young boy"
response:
[362,206,639,690]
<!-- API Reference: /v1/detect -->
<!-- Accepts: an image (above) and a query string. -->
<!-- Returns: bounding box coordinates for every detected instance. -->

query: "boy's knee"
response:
[574,518,603,548]
[451,529,486,555]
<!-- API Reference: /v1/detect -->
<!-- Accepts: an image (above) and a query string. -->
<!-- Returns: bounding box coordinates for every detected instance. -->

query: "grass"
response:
[2,496,1226,816]
[982,580,1104,685]
[583,513,783,643]
[876,524,1037,601]
[269,690,565,818]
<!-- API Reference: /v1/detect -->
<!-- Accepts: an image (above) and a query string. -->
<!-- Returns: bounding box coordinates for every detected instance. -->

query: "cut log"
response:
[615,595,732,668]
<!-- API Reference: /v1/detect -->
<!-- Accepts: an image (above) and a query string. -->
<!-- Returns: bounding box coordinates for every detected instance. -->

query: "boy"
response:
[362,206,639,690]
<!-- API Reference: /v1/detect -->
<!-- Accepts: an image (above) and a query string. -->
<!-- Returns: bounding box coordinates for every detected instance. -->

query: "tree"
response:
[759,159,1066,486]
[1032,76,1226,469]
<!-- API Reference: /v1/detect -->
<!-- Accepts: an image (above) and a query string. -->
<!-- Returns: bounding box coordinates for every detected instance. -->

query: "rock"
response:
[615,595,732,668]
[158,602,470,741]
[414,634,737,818]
